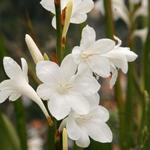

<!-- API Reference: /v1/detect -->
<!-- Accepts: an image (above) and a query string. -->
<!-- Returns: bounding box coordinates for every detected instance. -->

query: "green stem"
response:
[14,100,27,150]
[140,1,150,149]
[55,0,63,64]
[103,1,126,150]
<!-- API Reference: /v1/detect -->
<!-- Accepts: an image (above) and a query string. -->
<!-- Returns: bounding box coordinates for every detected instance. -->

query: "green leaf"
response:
[0,112,21,150]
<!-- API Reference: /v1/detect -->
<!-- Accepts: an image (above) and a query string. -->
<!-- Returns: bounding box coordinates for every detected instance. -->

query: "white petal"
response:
[72,46,83,64]
[88,39,116,54]
[105,51,128,73]
[40,0,55,13]
[48,95,71,120]
[37,84,53,100]
[52,16,56,29]
[0,80,12,90]
[9,92,21,101]
[0,90,11,103]
[80,25,96,49]
[76,130,90,148]
[36,61,60,83]
[3,57,23,79]
[110,67,118,88]
[74,75,100,96]
[86,122,112,143]
[60,54,77,79]
[66,116,82,140]
[90,106,110,122]
[73,0,94,13]
[86,93,100,106]
[70,13,87,24]
[21,58,28,82]
[87,56,111,77]
[118,48,138,62]
[66,93,90,115]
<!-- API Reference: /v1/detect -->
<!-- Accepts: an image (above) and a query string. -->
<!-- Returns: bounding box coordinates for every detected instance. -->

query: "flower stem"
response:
[103,1,125,150]
[140,0,150,149]
[54,0,63,64]
[13,100,27,150]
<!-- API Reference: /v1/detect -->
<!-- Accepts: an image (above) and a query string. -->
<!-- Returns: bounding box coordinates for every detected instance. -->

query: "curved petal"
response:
[105,51,128,73]
[110,67,118,88]
[0,80,12,90]
[52,16,56,29]
[21,58,28,82]
[80,25,96,49]
[66,93,90,115]
[85,122,112,143]
[73,0,94,13]
[36,61,60,83]
[90,106,110,122]
[74,75,100,96]
[37,84,53,100]
[60,54,77,79]
[66,116,82,140]
[72,46,83,64]
[0,90,12,103]
[87,56,111,77]
[40,0,55,13]
[88,39,116,54]
[48,95,71,120]
[3,57,23,79]
[9,92,21,101]
[70,13,87,24]
[76,130,90,148]
[86,93,100,106]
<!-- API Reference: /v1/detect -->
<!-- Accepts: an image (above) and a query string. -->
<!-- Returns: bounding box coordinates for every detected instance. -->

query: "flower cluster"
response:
[0,0,138,148]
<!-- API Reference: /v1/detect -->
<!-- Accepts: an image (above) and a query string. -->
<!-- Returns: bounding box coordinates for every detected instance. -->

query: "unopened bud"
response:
[25,34,44,64]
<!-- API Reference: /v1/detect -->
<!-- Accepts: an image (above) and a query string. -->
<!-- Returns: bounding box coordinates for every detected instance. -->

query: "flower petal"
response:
[80,25,96,49]
[86,122,112,143]
[87,55,111,77]
[89,39,116,54]
[72,46,84,64]
[9,92,21,101]
[70,13,87,24]
[3,57,23,79]
[52,16,56,29]
[0,90,11,103]
[60,54,77,79]
[37,84,53,101]
[36,61,60,83]
[66,116,82,140]
[21,58,28,82]
[40,0,55,13]
[76,130,90,148]
[90,106,110,122]
[66,93,90,115]
[48,94,71,120]
[73,0,94,13]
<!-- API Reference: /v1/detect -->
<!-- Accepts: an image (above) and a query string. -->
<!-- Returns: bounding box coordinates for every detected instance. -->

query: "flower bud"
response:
[25,34,44,64]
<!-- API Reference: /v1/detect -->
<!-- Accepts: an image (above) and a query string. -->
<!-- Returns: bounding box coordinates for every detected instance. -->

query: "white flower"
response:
[25,34,44,64]
[71,25,138,86]
[59,105,112,148]
[0,57,50,119]
[36,54,100,120]
[40,0,94,28]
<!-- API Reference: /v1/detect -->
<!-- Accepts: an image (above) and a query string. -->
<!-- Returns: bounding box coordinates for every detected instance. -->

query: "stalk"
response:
[140,1,150,149]
[14,100,27,150]
[55,0,63,63]
[103,1,125,150]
